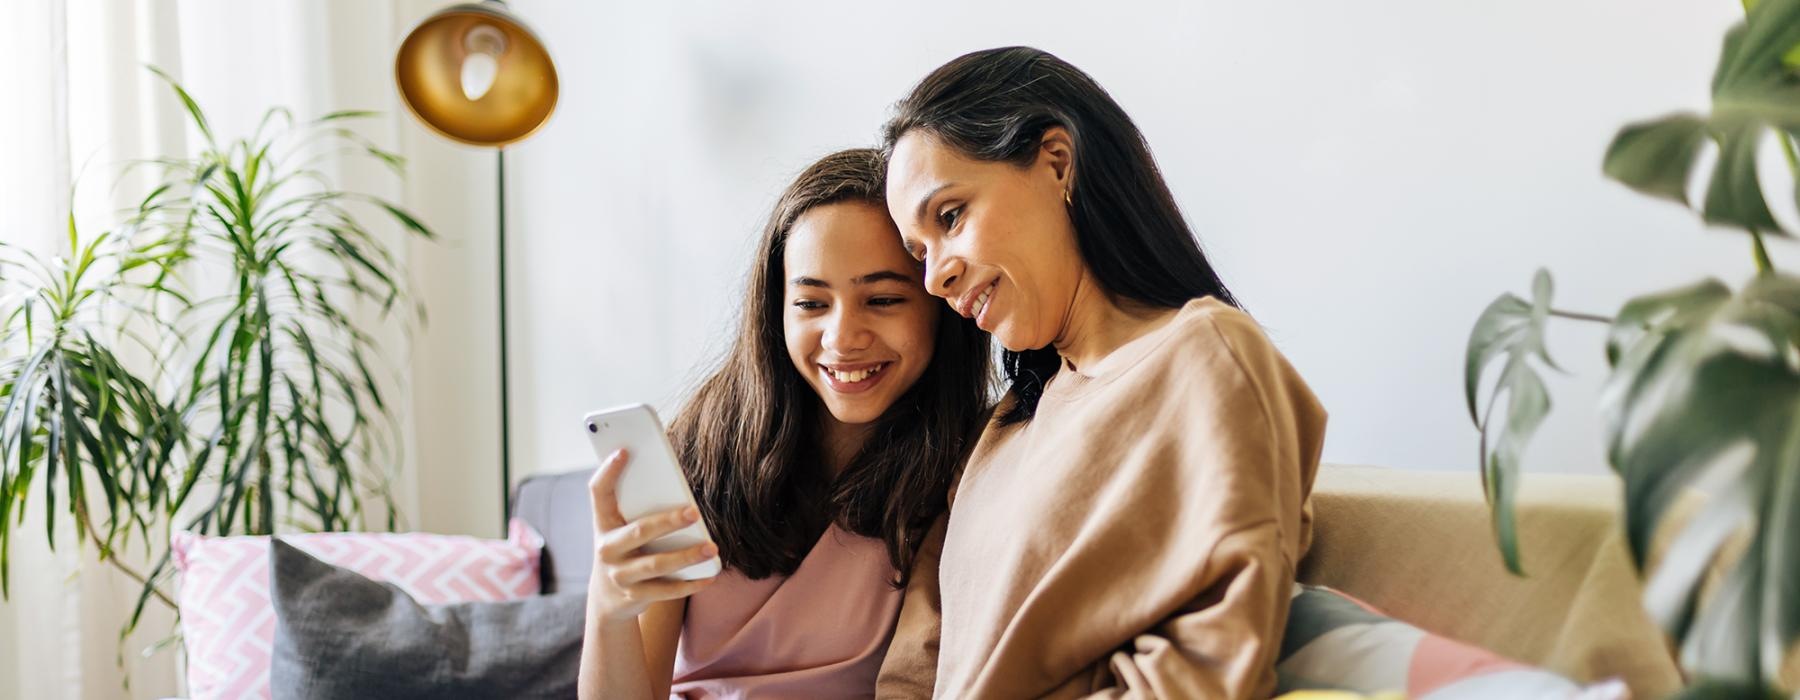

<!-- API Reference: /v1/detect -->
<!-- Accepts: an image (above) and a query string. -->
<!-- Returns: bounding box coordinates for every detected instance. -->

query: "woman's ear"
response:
[1038,126,1076,188]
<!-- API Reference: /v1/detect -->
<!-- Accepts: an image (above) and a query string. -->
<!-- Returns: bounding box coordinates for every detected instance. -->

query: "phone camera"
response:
[587,423,598,433]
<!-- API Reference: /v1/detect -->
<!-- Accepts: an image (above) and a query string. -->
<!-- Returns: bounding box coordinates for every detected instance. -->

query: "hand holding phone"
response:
[583,404,722,621]
[586,450,718,620]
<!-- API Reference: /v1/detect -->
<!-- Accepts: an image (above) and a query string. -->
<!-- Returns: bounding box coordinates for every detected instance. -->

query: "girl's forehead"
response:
[783,204,917,283]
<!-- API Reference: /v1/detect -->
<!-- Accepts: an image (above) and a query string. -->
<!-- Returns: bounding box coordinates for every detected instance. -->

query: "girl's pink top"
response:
[670,524,903,699]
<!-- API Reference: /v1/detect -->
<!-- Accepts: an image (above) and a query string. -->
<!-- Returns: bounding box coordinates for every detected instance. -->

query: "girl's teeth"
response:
[828,364,884,383]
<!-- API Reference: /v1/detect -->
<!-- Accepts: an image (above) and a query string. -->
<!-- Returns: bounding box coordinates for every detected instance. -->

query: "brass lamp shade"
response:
[395,2,558,147]
[394,1,559,531]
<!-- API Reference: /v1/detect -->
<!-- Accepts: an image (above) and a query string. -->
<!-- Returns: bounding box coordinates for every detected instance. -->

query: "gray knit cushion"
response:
[269,538,585,699]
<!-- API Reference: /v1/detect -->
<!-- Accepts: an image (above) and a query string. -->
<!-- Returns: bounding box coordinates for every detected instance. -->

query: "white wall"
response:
[404,0,1766,527]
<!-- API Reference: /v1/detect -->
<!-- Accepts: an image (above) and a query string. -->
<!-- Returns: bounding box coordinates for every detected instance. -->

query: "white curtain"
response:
[0,2,439,697]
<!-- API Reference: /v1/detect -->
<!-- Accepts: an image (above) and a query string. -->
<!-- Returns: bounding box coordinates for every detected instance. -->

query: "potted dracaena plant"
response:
[1463,0,1800,695]
[0,68,433,646]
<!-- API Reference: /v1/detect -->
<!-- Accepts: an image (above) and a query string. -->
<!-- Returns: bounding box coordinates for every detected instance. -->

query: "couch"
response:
[1296,465,1683,697]
[511,464,1693,697]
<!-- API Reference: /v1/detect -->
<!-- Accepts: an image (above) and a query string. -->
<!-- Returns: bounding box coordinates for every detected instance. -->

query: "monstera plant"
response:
[0,68,431,643]
[1464,0,1800,695]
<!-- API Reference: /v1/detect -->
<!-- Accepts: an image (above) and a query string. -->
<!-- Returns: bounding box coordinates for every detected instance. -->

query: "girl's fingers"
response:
[598,505,701,562]
[611,541,719,586]
[621,574,716,604]
[587,449,630,532]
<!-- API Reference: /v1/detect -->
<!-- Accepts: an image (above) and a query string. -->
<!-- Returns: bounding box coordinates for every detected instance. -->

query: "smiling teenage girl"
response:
[578,149,990,699]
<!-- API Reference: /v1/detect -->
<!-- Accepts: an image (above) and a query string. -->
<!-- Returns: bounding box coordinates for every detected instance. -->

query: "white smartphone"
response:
[582,403,721,581]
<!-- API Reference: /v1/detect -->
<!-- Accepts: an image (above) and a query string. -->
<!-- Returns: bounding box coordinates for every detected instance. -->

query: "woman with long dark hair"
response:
[577,149,990,699]
[876,47,1329,698]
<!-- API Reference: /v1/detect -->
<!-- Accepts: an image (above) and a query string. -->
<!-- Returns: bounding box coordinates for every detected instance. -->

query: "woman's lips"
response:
[974,280,998,331]
[957,278,998,319]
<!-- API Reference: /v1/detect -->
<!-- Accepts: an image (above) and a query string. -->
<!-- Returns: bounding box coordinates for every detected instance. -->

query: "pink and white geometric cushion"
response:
[1278,584,1631,699]
[171,520,544,700]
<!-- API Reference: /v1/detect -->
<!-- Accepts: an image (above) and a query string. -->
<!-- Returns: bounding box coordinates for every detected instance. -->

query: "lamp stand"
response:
[498,148,513,534]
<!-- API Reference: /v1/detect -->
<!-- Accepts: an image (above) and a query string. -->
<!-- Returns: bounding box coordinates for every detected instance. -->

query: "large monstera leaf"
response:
[1603,0,1800,235]
[1600,274,1800,689]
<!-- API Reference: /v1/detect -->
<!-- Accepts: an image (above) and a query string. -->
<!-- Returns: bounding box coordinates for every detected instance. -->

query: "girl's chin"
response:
[822,404,887,425]
[817,391,894,423]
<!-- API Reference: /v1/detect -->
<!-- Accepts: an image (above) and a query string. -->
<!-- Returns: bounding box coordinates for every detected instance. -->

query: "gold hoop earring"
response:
[1063,189,1073,207]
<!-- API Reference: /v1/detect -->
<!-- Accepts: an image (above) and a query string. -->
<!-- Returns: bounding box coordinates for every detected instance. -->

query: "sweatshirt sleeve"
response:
[1069,312,1324,700]
[875,515,947,699]
[1081,525,1295,699]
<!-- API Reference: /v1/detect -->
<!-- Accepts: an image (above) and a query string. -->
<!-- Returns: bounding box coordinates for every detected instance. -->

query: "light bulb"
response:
[460,24,507,101]
[462,53,498,101]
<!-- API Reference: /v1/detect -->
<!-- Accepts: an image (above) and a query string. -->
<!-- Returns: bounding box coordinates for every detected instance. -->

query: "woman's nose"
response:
[925,255,961,297]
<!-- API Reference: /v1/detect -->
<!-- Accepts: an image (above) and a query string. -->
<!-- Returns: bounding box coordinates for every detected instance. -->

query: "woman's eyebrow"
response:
[912,183,954,224]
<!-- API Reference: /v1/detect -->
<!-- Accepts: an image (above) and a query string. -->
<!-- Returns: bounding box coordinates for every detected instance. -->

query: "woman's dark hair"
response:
[668,148,991,585]
[882,46,1237,425]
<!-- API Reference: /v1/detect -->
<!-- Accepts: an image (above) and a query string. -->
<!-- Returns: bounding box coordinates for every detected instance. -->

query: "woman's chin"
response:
[993,325,1047,354]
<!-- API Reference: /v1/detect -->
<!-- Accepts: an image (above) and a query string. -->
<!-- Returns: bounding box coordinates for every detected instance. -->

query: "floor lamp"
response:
[394,1,558,533]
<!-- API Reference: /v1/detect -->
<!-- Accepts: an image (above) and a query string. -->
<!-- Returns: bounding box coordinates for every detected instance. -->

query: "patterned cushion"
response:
[1278,584,1632,700]
[171,521,544,700]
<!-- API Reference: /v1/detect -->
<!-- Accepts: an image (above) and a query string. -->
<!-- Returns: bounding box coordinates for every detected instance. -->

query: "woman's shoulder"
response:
[1149,296,1280,373]
[1132,297,1321,416]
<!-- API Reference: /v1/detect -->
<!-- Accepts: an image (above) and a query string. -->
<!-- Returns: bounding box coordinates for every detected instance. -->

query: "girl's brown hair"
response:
[668,148,991,584]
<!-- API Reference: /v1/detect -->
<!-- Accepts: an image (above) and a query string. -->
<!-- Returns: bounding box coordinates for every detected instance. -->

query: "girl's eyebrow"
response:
[789,270,916,288]
[853,270,916,285]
